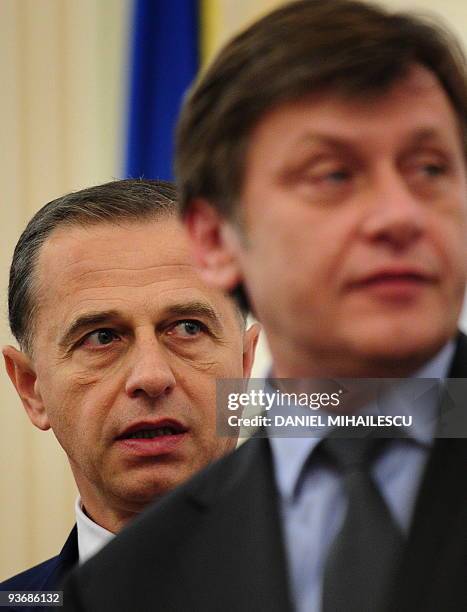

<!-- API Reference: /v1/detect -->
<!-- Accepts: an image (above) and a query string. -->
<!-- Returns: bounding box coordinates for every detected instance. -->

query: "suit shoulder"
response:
[0,555,61,591]
[0,527,78,592]
[77,437,271,580]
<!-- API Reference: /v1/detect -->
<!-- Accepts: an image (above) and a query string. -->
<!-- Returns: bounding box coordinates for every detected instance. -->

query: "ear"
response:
[242,322,261,378]
[184,198,243,291]
[2,345,50,430]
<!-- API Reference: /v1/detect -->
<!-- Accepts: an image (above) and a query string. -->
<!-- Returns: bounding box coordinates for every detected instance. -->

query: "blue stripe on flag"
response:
[125,0,199,180]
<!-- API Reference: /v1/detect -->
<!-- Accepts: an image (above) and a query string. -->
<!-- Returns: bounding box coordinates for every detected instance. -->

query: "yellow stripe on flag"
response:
[200,0,221,68]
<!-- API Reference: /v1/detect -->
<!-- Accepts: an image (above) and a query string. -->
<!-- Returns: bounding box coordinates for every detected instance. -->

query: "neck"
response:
[78,497,136,534]
[71,469,148,534]
[268,337,443,379]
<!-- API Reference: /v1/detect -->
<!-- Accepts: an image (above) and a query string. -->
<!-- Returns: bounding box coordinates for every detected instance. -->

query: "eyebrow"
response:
[159,301,223,336]
[296,134,354,152]
[59,310,122,348]
[403,127,447,147]
[59,301,224,349]
[298,127,447,150]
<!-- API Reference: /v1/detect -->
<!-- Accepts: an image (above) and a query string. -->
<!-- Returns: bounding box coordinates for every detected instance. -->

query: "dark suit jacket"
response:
[0,526,77,610]
[64,336,467,612]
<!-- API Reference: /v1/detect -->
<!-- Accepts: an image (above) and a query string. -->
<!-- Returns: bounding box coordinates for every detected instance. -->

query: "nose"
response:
[125,339,176,400]
[361,166,426,249]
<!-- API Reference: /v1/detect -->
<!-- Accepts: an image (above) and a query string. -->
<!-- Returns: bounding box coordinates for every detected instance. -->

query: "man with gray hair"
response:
[65,1,467,611]
[0,179,258,594]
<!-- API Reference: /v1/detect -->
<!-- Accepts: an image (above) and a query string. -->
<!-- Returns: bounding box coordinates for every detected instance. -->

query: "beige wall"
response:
[1,0,467,581]
[203,0,467,60]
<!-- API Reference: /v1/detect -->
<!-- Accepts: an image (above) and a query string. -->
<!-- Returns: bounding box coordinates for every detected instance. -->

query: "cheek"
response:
[178,363,228,411]
[213,345,245,378]
[178,338,246,376]
[247,205,347,277]
[38,369,113,452]
[44,385,89,444]
[434,215,467,280]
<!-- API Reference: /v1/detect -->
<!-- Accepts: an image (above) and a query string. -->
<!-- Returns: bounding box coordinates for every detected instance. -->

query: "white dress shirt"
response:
[75,497,114,565]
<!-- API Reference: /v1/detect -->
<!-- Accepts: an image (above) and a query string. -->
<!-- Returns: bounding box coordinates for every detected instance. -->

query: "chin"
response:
[115,473,184,507]
[119,484,167,508]
[351,325,452,374]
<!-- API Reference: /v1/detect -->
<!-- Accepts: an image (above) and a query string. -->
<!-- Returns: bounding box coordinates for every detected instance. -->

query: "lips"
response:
[115,419,189,457]
[117,419,188,441]
[349,268,435,289]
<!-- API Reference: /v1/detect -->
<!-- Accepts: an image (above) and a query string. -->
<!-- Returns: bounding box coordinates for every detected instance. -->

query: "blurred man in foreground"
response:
[0,179,258,592]
[65,2,467,611]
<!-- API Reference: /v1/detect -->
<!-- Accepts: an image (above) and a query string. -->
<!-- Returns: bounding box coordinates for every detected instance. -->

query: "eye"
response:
[82,329,119,347]
[406,152,450,180]
[167,320,207,338]
[323,169,351,183]
[301,163,352,188]
[420,163,446,177]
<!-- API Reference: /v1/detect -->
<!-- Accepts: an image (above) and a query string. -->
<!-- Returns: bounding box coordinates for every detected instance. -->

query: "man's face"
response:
[6,218,256,529]
[191,65,467,377]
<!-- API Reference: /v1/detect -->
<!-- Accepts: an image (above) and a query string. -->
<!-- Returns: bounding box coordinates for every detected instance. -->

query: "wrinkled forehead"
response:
[32,219,239,332]
[35,217,187,286]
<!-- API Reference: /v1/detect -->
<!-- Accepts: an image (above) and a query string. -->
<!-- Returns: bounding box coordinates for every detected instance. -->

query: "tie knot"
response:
[320,427,389,472]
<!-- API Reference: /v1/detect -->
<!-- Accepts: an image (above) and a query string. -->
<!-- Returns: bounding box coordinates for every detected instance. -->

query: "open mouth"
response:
[117,421,187,441]
[121,426,182,440]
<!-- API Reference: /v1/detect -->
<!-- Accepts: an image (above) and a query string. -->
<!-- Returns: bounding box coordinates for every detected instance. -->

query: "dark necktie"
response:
[321,429,404,612]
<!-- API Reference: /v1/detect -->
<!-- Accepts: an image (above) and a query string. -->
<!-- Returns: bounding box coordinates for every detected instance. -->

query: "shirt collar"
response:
[269,340,455,500]
[75,497,114,565]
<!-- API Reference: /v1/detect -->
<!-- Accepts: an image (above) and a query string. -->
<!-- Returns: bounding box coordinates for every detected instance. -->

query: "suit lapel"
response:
[47,525,79,589]
[178,437,294,612]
